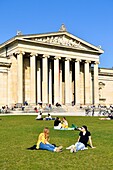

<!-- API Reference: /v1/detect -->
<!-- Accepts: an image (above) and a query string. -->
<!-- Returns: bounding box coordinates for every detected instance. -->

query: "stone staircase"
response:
[9,104,85,115]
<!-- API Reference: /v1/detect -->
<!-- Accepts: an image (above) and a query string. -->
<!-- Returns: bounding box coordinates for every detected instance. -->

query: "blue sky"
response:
[0,0,113,68]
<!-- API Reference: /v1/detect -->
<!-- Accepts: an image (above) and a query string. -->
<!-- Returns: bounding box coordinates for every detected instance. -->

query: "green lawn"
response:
[0,115,113,170]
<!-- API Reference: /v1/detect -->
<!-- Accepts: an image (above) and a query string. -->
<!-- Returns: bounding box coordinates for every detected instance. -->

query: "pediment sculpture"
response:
[34,35,87,50]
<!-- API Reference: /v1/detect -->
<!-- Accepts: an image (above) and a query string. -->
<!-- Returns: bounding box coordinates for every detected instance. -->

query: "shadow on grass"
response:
[27,144,37,150]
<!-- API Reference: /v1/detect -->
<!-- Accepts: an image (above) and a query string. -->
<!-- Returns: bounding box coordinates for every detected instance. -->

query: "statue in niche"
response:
[99,82,105,99]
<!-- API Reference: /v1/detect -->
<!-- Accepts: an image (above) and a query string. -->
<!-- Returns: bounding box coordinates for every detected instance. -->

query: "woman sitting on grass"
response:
[61,117,68,128]
[66,125,95,153]
[36,127,63,152]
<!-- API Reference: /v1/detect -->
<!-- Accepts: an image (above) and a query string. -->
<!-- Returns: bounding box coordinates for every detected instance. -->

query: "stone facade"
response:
[98,68,113,105]
[0,25,112,107]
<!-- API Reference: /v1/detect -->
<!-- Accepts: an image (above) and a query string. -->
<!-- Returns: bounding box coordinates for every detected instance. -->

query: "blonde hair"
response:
[43,127,50,141]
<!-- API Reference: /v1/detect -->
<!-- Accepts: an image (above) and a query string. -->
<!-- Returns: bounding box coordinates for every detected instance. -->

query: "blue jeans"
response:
[75,142,85,151]
[39,142,55,152]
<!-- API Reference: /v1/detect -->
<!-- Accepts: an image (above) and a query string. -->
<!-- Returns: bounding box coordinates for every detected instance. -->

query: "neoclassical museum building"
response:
[0,25,113,107]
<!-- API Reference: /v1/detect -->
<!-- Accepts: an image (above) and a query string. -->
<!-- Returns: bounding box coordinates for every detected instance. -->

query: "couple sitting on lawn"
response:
[32,126,95,153]
[36,113,55,120]
[54,117,68,129]
[54,117,79,130]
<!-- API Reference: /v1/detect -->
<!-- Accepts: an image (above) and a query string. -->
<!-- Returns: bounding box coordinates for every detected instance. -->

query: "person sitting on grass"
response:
[54,117,62,129]
[44,113,56,120]
[66,125,95,153]
[35,112,43,120]
[61,117,68,128]
[54,117,77,130]
[99,114,113,120]
[36,127,63,152]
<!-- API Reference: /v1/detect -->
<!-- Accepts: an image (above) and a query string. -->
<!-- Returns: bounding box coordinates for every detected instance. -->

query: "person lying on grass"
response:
[66,125,95,153]
[36,127,63,152]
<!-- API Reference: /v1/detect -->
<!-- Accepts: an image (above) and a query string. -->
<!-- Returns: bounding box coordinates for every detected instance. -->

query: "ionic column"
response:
[89,66,92,103]
[42,55,49,104]
[84,60,91,105]
[94,61,99,105]
[30,54,36,104]
[54,56,60,104]
[65,58,71,105]
[49,61,52,104]
[17,51,24,104]
[37,59,41,103]
[75,59,81,106]
[59,62,62,104]
[70,62,73,103]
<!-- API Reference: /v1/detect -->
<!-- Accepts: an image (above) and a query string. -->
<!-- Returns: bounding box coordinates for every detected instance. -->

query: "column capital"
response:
[75,59,81,62]
[54,56,61,60]
[94,61,100,65]
[14,51,25,56]
[65,57,71,61]
[43,54,50,58]
[85,60,91,64]
[30,52,38,57]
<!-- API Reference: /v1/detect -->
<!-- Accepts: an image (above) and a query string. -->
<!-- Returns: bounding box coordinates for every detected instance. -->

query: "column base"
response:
[29,103,37,106]
[75,103,80,109]
[16,103,23,108]
[65,103,71,106]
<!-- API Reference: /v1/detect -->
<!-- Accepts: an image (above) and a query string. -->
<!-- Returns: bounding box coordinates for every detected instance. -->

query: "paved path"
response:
[0,112,85,116]
[0,110,100,116]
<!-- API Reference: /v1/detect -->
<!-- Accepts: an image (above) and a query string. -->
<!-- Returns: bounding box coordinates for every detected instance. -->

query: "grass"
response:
[0,115,113,170]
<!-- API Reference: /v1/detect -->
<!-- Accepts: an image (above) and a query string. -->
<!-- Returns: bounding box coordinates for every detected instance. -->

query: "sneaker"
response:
[73,146,76,152]
[70,146,76,153]
[70,148,73,153]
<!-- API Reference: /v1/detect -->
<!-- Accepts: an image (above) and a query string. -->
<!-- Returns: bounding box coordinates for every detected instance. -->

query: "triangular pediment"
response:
[28,34,90,50]
[20,31,103,53]
[0,31,104,54]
